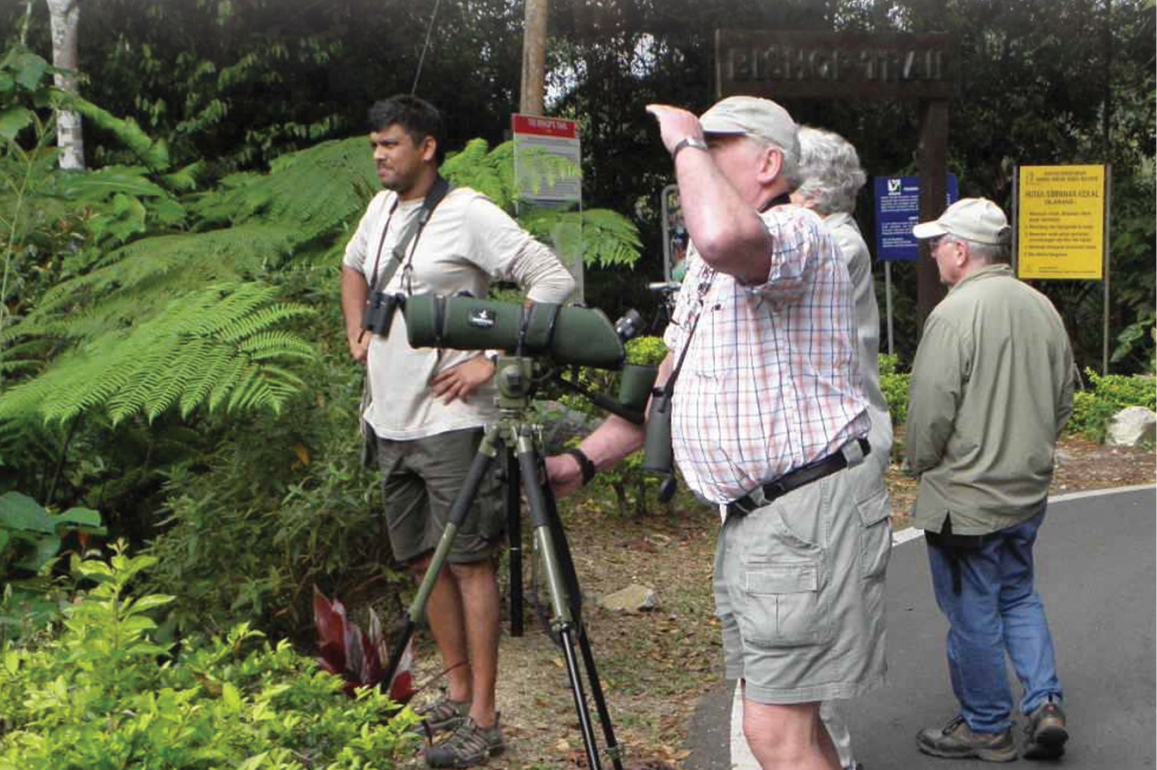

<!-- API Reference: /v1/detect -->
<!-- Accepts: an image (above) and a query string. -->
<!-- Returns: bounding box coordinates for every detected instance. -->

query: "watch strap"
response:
[563,447,597,486]
[672,136,708,161]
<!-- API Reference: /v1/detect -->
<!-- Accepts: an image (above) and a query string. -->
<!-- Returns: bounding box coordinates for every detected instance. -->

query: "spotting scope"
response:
[405,293,635,371]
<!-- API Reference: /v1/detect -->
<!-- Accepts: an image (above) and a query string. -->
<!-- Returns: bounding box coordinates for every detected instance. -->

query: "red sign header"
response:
[512,114,579,139]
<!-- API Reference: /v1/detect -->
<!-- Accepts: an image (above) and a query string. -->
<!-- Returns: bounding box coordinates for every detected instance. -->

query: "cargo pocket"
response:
[856,486,892,580]
[739,561,828,648]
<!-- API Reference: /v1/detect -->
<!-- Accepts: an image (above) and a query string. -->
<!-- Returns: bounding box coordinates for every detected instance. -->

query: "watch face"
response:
[468,309,496,329]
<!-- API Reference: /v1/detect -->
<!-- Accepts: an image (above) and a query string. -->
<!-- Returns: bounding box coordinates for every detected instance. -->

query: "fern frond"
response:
[0,358,40,374]
[512,146,582,200]
[162,161,206,192]
[206,356,247,415]
[65,94,170,170]
[52,166,167,201]
[236,331,316,361]
[189,137,377,242]
[0,284,317,427]
[516,206,642,269]
[26,224,300,332]
[179,345,233,418]
[215,303,315,343]
[443,139,509,211]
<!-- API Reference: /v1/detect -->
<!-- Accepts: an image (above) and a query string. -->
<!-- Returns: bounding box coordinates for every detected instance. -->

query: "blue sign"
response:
[873,175,959,261]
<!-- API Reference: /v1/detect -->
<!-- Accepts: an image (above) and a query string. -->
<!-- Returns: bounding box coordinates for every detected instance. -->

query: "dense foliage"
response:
[1069,369,1157,441]
[0,26,642,639]
[0,5,1150,738]
[3,0,1151,368]
[0,545,419,769]
[879,355,1156,443]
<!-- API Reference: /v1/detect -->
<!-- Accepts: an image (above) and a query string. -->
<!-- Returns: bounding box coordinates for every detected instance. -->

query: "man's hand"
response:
[544,454,585,499]
[431,356,495,404]
[646,104,705,155]
[347,329,370,364]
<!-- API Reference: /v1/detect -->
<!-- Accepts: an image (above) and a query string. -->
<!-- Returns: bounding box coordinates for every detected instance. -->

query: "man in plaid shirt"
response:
[547,96,886,770]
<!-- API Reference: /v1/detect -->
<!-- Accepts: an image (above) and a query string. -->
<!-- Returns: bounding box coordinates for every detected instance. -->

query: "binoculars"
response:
[361,290,405,336]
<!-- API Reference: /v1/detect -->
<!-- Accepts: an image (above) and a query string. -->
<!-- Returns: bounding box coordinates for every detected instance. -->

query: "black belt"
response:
[726,438,871,516]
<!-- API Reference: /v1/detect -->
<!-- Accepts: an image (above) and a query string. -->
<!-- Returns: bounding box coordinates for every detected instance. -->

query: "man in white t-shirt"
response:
[340,95,574,768]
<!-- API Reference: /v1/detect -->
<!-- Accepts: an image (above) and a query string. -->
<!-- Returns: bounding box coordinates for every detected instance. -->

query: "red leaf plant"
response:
[313,586,415,704]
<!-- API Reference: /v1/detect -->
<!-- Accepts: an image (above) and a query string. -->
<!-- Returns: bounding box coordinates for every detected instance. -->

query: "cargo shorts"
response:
[375,427,504,565]
[713,461,891,704]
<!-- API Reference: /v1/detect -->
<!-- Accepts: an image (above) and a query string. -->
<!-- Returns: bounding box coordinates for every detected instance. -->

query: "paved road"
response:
[686,485,1156,770]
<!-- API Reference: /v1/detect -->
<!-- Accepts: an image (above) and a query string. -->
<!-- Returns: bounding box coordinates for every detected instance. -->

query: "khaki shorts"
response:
[713,461,891,704]
[376,428,504,565]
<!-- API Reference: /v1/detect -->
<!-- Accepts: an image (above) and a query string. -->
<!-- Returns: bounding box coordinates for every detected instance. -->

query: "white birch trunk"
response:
[46,0,84,170]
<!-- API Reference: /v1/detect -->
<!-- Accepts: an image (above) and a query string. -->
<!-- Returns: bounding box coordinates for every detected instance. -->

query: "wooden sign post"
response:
[716,30,958,330]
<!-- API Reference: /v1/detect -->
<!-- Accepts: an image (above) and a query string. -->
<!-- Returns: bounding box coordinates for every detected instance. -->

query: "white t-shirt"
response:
[343,187,574,440]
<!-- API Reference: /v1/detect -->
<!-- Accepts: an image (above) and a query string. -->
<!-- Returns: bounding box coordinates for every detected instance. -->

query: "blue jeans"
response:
[926,510,1063,733]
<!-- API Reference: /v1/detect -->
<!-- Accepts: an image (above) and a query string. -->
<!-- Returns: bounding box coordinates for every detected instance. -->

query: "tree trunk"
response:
[46,0,84,170]
[520,0,547,116]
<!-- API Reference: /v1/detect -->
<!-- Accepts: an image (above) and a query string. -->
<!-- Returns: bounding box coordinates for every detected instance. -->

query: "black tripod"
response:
[382,353,625,770]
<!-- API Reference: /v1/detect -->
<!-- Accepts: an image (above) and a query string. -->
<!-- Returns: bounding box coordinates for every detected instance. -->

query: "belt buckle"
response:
[767,479,788,497]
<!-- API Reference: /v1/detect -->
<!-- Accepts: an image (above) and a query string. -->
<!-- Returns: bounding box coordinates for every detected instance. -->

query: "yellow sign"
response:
[1017,165,1106,280]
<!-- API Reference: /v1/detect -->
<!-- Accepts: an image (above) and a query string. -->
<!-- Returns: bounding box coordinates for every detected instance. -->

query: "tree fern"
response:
[441,138,510,210]
[441,139,641,270]
[517,206,644,269]
[3,120,641,459]
[0,283,316,429]
[189,137,378,242]
[22,224,301,330]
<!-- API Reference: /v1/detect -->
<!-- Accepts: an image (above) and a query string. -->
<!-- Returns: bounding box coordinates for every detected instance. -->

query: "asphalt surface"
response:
[686,485,1156,770]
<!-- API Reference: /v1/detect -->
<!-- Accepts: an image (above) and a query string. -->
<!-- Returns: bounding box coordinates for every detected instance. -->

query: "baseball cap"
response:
[699,96,800,163]
[912,197,1011,245]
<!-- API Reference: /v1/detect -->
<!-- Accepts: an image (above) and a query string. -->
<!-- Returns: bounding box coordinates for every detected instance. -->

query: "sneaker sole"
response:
[1024,725,1068,760]
[918,738,1018,763]
[424,737,505,768]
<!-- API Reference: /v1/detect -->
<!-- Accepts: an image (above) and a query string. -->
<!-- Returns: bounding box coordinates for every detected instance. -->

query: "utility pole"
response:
[520,0,548,116]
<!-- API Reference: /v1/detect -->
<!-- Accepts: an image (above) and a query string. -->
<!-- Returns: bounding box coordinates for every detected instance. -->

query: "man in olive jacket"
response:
[906,198,1074,763]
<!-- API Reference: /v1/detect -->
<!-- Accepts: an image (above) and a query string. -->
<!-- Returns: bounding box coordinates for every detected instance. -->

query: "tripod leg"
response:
[540,459,626,770]
[504,444,524,637]
[382,424,500,690]
[575,624,626,770]
[516,431,630,770]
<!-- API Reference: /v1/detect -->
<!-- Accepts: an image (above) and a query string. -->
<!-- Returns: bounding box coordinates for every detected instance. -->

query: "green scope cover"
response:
[405,293,626,370]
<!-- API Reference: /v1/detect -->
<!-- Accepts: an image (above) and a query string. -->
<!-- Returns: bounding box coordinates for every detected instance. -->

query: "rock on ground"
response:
[1107,406,1157,448]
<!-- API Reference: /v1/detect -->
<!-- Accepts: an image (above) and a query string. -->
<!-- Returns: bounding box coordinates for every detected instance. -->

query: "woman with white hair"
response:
[792,126,893,770]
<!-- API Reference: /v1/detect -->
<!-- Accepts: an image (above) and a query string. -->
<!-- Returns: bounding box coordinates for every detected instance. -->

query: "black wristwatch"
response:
[563,447,597,486]
[671,136,708,161]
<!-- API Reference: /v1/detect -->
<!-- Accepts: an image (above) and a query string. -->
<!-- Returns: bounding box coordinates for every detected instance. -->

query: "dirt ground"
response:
[400,435,1155,770]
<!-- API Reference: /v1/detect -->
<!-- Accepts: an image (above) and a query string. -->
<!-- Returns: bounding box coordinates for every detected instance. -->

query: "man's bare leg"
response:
[743,699,839,770]
[412,556,472,704]
[450,559,500,727]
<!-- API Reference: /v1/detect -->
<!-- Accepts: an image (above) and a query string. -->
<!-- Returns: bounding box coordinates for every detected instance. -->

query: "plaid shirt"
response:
[663,204,869,504]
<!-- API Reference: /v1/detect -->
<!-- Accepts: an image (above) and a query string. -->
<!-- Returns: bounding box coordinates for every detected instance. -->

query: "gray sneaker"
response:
[917,715,1018,762]
[424,716,505,768]
[418,697,469,735]
[1023,697,1068,760]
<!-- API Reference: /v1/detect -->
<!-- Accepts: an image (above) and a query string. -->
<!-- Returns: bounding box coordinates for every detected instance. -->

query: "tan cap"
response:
[699,96,800,163]
[912,197,1011,245]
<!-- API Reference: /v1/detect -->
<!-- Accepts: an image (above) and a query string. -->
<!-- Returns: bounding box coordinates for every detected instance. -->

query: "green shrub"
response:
[0,543,418,770]
[1067,369,1157,442]
[0,493,108,644]
[878,354,911,426]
